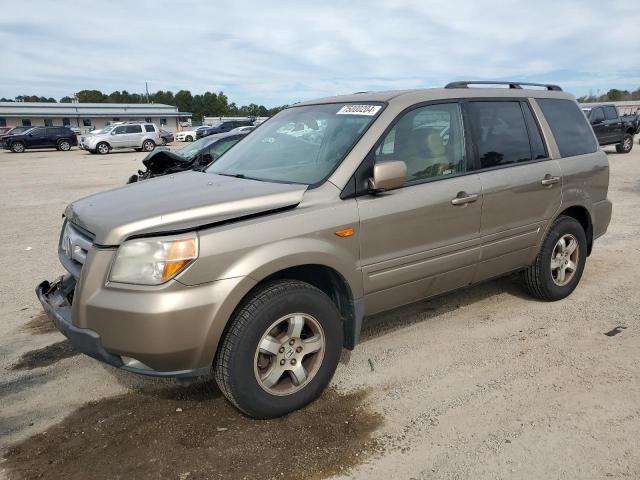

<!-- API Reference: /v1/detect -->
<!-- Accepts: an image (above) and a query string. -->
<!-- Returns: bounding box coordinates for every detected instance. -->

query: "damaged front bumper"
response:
[36,276,124,369]
[35,275,211,378]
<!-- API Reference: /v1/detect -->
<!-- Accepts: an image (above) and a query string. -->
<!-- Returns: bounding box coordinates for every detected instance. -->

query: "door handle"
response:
[451,192,479,206]
[541,175,560,186]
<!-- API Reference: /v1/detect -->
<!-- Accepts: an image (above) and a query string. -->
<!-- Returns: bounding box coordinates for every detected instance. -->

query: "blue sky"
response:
[0,0,638,106]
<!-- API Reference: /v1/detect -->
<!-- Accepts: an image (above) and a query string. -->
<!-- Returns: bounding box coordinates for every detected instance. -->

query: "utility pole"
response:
[145,81,150,103]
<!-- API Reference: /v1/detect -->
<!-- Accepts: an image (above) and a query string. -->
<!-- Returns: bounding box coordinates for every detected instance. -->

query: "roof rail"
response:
[445,81,562,91]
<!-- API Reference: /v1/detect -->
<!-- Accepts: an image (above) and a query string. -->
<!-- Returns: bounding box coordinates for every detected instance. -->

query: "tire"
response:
[142,139,156,152]
[522,215,587,301]
[186,135,193,142]
[615,134,633,153]
[214,279,343,419]
[10,141,25,153]
[162,138,167,146]
[57,139,71,151]
[96,142,110,155]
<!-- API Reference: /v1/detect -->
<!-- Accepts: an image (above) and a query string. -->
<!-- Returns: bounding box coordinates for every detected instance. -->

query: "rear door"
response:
[464,99,562,281]
[357,101,482,315]
[124,124,143,147]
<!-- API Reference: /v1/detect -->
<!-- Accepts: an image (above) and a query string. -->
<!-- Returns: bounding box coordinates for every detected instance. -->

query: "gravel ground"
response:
[1,142,639,479]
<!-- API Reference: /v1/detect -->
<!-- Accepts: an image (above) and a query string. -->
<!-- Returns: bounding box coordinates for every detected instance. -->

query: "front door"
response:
[589,107,608,143]
[27,128,47,148]
[463,99,563,281]
[357,102,482,315]
[603,105,622,144]
[110,125,127,148]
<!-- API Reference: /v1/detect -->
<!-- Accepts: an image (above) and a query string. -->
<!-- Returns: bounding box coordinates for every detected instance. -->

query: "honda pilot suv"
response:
[37,81,612,418]
[3,126,77,153]
[84,122,160,154]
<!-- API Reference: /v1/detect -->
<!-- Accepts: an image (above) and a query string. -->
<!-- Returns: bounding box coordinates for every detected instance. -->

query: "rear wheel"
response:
[615,134,633,153]
[10,141,25,153]
[96,142,110,154]
[142,139,156,152]
[57,139,71,151]
[522,216,587,301]
[214,279,343,418]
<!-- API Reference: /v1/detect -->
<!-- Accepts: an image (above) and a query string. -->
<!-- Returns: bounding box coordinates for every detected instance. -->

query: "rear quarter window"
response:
[537,98,597,158]
[144,124,155,133]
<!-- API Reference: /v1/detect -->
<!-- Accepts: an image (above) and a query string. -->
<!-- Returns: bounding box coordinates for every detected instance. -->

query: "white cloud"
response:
[0,0,638,105]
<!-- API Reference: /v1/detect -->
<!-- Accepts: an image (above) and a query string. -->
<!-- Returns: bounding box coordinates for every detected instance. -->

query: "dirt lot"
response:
[1,142,639,479]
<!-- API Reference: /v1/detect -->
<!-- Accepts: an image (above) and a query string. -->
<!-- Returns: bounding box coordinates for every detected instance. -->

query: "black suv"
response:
[196,120,254,139]
[582,104,636,153]
[2,126,78,153]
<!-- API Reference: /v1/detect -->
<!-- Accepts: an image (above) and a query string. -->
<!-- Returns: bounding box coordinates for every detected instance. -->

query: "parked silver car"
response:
[84,123,161,154]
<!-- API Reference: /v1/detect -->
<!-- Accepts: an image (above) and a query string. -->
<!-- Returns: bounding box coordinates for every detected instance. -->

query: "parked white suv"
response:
[85,123,161,154]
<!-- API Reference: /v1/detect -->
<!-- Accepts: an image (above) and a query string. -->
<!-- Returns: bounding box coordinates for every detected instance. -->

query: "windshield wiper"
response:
[217,172,247,179]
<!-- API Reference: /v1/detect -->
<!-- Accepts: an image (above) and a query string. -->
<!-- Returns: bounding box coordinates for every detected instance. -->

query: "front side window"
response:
[375,102,466,182]
[604,106,618,120]
[207,103,382,185]
[591,108,605,123]
[22,119,32,127]
[125,125,143,134]
[112,126,126,135]
[31,128,45,138]
[537,98,598,158]
[466,101,531,168]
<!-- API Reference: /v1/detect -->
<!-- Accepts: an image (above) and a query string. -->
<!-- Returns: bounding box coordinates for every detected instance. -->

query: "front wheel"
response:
[10,141,25,153]
[615,134,633,153]
[96,142,110,154]
[522,216,587,301]
[185,135,193,142]
[214,279,343,418]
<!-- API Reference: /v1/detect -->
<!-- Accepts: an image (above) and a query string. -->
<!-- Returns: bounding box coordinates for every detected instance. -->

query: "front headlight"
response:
[109,233,198,285]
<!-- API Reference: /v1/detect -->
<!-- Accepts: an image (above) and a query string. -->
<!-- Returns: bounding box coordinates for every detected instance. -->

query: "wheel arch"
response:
[555,205,593,255]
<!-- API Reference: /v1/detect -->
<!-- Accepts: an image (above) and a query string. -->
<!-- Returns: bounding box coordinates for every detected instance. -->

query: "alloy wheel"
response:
[550,233,579,286]
[254,313,325,396]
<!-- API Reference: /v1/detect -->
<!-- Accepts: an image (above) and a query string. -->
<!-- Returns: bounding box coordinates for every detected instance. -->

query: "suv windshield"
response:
[207,102,382,184]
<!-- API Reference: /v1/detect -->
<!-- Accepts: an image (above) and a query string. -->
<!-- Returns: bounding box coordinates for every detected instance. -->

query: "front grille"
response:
[59,221,95,278]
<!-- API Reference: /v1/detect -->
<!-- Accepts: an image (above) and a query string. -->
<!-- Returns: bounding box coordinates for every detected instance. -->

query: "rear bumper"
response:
[35,276,211,378]
[592,199,613,240]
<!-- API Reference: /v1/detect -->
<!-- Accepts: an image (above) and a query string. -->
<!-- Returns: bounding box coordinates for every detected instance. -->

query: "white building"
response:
[0,102,191,132]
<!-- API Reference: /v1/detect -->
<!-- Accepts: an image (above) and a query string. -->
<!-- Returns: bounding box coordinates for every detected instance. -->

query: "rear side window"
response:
[522,103,547,160]
[126,125,143,134]
[537,99,597,158]
[604,106,618,120]
[466,101,531,168]
[144,124,155,133]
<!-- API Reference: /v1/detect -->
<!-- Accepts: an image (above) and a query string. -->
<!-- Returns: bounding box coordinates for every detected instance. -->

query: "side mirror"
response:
[368,161,407,193]
[111,131,116,135]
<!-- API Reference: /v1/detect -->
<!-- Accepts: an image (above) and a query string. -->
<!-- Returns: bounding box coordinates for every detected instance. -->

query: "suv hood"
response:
[65,171,308,245]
